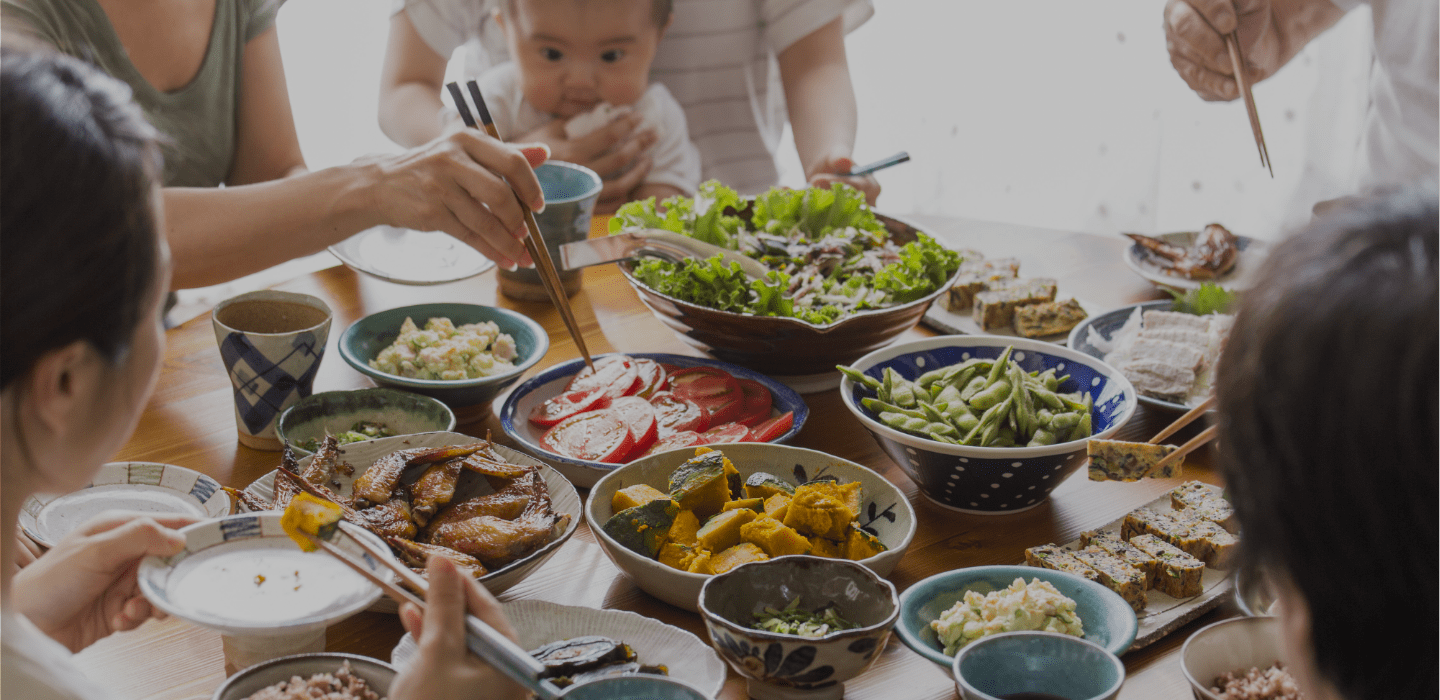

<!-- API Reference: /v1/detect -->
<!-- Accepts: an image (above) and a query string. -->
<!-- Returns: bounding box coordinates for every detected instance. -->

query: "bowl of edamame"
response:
[839,336,1136,514]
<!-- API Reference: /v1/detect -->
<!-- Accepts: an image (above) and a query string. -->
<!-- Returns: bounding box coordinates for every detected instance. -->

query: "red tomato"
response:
[669,368,744,426]
[643,431,705,457]
[699,423,750,444]
[630,358,668,398]
[747,411,795,442]
[609,396,658,459]
[528,389,610,428]
[540,409,635,463]
[734,379,774,427]
[649,391,709,437]
[566,356,640,399]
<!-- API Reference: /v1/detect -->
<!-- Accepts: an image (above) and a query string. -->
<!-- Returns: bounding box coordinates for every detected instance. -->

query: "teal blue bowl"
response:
[895,565,1137,669]
[339,303,549,409]
[953,632,1125,700]
[275,388,457,456]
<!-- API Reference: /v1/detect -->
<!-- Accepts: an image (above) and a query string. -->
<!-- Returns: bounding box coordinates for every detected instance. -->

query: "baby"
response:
[476,0,700,203]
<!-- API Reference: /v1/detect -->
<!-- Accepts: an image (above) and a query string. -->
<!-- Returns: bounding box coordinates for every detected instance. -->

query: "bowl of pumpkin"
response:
[585,443,917,612]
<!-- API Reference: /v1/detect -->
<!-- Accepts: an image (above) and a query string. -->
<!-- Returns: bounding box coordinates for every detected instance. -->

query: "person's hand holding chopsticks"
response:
[1163,0,1343,102]
[390,556,528,700]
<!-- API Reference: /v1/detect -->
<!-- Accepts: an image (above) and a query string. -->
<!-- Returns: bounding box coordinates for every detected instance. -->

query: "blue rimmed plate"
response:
[20,462,230,548]
[499,353,808,487]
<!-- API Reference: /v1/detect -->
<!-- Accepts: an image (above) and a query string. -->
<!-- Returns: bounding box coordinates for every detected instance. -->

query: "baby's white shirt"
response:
[475,62,702,195]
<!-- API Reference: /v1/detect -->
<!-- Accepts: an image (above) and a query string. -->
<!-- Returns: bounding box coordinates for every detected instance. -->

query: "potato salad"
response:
[931,577,1084,655]
[369,317,517,380]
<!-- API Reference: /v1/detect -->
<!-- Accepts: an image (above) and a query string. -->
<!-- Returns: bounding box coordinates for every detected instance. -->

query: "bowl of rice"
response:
[213,653,395,700]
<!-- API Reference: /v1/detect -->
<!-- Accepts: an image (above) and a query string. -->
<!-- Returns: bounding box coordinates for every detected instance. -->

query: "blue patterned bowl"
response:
[840,336,1136,514]
[700,556,899,700]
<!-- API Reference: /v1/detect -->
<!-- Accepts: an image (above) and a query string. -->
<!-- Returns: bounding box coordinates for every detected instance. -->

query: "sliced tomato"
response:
[528,388,611,428]
[643,430,705,457]
[609,396,659,459]
[630,358,668,398]
[566,356,640,399]
[541,409,635,463]
[747,411,795,443]
[649,391,709,437]
[735,379,774,427]
[669,368,744,426]
[699,423,750,444]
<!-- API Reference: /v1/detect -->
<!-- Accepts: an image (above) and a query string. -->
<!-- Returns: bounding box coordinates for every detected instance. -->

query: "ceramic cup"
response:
[951,632,1126,700]
[498,161,603,301]
[212,291,332,450]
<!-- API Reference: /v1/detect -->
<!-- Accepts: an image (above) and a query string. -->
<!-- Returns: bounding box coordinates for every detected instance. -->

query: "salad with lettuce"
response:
[610,181,964,326]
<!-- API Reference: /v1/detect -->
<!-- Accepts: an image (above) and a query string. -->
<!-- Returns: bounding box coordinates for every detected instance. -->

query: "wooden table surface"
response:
[76,214,1234,699]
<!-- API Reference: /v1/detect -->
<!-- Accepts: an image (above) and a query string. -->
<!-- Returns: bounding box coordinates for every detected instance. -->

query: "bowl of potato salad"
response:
[340,303,548,409]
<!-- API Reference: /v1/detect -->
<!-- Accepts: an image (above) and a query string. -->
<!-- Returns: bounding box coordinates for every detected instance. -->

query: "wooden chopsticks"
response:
[445,80,595,370]
[1224,32,1273,177]
[1147,395,1217,474]
[300,526,562,700]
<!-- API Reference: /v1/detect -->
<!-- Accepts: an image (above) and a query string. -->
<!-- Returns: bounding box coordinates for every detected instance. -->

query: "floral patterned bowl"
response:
[699,556,900,700]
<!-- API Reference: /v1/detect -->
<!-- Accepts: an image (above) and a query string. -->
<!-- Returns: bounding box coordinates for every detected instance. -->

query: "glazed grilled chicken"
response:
[429,473,570,568]
[388,537,488,578]
[358,491,419,540]
[421,471,536,540]
[299,435,341,487]
[411,458,464,527]
[351,442,486,507]
[1125,223,1239,280]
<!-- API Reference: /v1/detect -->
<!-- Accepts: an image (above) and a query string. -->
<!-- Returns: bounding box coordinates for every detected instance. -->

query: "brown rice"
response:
[1210,662,1305,700]
[244,660,384,700]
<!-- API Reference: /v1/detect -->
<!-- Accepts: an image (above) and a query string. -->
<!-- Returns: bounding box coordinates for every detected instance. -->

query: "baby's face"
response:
[502,0,665,119]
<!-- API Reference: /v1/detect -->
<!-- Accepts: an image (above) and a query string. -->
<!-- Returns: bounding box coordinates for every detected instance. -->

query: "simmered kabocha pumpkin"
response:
[602,498,678,558]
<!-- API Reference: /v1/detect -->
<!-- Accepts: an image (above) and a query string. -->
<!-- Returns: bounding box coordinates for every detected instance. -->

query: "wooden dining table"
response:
[75,213,1236,699]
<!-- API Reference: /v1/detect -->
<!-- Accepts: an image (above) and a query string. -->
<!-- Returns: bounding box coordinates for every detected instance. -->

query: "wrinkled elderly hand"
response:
[12,512,194,653]
[1164,0,1285,101]
[807,152,881,205]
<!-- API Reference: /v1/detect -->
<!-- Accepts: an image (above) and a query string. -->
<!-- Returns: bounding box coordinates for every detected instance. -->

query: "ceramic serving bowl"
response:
[498,352,809,487]
[953,632,1126,700]
[620,213,962,390]
[586,442,916,612]
[895,564,1138,668]
[840,336,1137,514]
[20,461,230,548]
[1181,616,1290,700]
[1067,300,1192,413]
[275,387,457,456]
[213,653,396,700]
[700,556,899,700]
[338,302,548,409]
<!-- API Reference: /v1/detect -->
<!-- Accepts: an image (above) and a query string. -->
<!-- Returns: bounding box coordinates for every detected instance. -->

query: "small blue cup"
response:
[952,632,1125,700]
[498,161,602,300]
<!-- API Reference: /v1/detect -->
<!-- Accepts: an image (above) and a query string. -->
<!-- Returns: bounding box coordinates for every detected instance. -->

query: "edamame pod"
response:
[970,379,1012,410]
[837,365,881,391]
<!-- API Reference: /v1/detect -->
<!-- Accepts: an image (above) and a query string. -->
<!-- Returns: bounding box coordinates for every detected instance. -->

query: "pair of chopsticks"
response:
[1224,33,1272,177]
[299,526,564,700]
[445,80,594,370]
[1148,395,1218,474]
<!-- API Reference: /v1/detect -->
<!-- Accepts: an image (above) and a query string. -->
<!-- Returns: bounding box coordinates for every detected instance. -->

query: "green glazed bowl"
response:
[275,388,457,456]
[339,303,548,409]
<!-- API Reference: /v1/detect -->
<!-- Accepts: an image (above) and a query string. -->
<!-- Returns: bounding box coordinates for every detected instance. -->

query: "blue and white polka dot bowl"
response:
[839,336,1136,514]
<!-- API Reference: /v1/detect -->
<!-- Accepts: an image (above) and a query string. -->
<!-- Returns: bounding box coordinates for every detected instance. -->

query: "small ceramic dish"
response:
[329,225,496,286]
[275,387,456,456]
[1068,300,1208,413]
[700,556,899,700]
[338,302,548,409]
[840,336,1137,514]
[895,564,1139,668]
[557,676,715,699]
[243,431,581,600]
[20,462,230,548]
[952,631,1126,700]
[586,442,916,612]
[392,599,728,698]
[213,653,397,700]
[498,352,809,487]
[1122,230,1269,292]
[1180,616,1290,700]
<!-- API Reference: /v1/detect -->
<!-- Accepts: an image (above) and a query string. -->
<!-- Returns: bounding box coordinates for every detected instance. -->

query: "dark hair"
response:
[1215,187,1438,700]
[503,0,673,27]
[1,47,163,389]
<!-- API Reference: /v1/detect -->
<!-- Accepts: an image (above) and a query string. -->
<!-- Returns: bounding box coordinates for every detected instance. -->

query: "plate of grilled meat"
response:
[1122,224,1268,291]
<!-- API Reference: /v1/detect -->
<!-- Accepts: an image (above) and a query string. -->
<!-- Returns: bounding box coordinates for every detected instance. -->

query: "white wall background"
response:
[274,0,1374,243]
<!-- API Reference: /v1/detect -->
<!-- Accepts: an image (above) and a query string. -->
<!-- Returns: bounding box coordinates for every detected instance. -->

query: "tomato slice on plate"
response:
[540,409,635,463]
[649,391,709,437]
[643,430,705,457]
[566,356,640,399]
[609,396,658,459]
[734,379,774,427]
[699,423,750,444]
[669,367,744,426]
[630,358,667,398]
[747,411,795,442]
[528,388,610,428]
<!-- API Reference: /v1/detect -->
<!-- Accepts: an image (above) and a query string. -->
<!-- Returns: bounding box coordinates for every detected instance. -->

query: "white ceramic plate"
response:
[242,431,582,602]
[20,462,230,548]
[329,226,494,285]
[922,297,1100,343]
[1122,231,1269,292]
[391,600,727,698]
[137,514,391,636]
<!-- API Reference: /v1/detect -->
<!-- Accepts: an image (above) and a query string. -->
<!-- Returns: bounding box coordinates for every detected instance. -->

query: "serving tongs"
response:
[559,228,769,278]
[447,80,595,370]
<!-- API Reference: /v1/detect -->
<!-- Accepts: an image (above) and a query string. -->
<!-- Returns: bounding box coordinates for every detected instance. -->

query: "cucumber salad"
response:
[611,182,964,326]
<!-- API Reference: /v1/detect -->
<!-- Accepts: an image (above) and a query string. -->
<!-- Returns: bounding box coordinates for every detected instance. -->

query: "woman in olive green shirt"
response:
[2,0,547,289]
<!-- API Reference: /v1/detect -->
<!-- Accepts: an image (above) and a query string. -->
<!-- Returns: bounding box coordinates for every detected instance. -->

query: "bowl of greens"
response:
[612,182,965,388]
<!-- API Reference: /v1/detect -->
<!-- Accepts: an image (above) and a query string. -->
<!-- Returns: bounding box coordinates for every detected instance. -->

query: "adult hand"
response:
[363,130,550,269]
[808,152,881,205]
[517,113,657,214]
[15,529,44,570]
[1164,0,1284,101]
[390,557,526,700]
[12,512,194,653]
